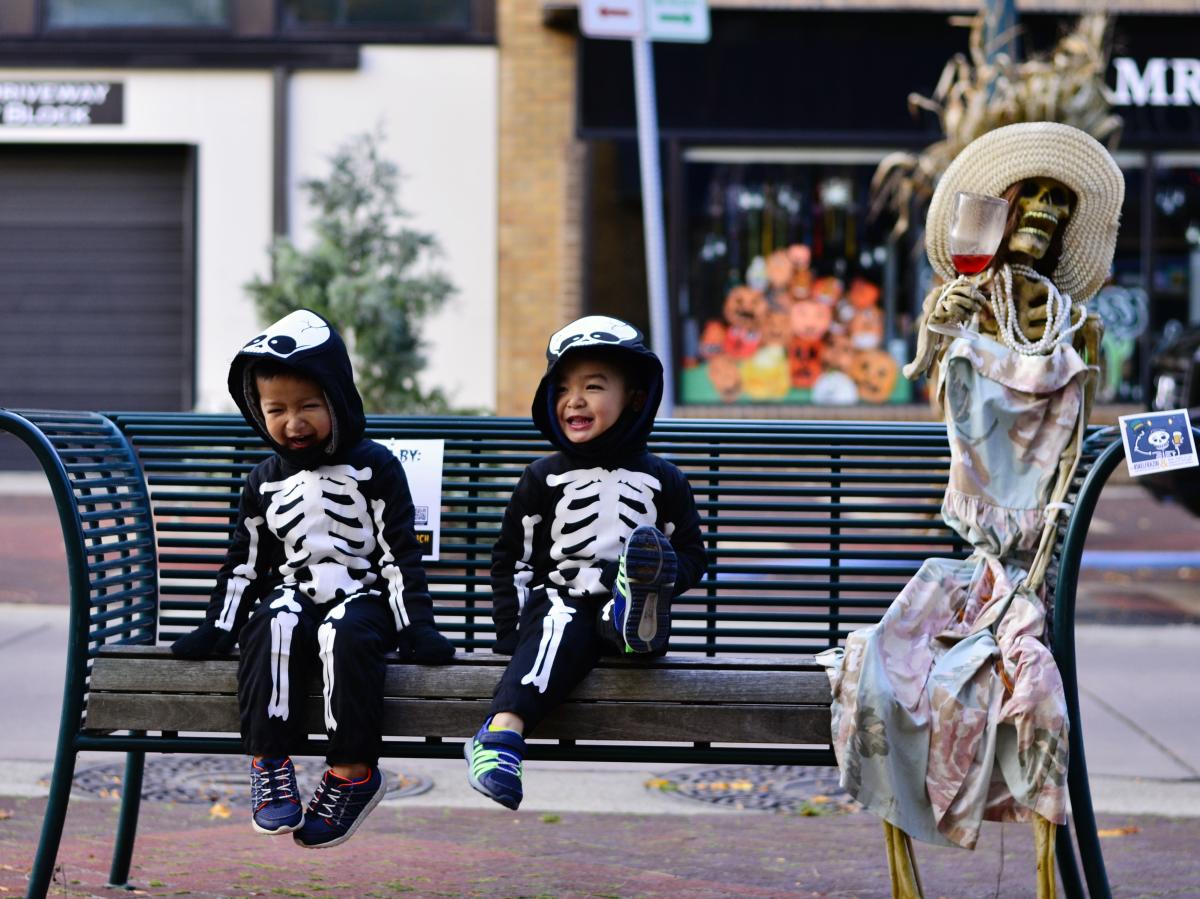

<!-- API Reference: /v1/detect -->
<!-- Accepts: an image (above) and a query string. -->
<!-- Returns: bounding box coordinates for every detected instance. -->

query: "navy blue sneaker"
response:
[250,756,303,835]
[292,767,387,849]
[465,719,525,810]
[612,525,677,653]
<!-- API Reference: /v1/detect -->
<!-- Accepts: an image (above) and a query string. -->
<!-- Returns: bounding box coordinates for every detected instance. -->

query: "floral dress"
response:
[819,332,1089,849]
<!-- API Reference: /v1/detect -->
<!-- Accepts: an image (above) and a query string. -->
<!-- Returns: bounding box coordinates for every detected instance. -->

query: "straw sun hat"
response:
[925,122,1125,303]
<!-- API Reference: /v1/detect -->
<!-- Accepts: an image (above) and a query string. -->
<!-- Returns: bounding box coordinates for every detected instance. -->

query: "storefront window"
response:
[679,149,912,407]
[281,0,472,29]
[45,0,229,28]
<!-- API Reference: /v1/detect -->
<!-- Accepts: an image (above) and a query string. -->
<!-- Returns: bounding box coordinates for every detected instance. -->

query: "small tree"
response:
[247,129,456,413]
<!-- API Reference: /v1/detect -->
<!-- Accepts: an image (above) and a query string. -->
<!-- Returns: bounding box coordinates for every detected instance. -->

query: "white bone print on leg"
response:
[217,515,264,630]
[317,600,351,732]
[520,590,577,693]
[266,594,302,721]
[260,465,376,602]
[545,468,661,595]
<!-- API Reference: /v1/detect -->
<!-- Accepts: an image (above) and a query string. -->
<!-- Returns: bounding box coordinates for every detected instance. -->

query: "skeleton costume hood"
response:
[228,309,366,469]
[531,315,664,461]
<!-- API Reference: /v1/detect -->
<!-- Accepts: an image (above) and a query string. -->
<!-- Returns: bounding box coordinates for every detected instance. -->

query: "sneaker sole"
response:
[252,815,304,836]
[463,738,521,810]
[621,528,677,653]
[292,771,388,849]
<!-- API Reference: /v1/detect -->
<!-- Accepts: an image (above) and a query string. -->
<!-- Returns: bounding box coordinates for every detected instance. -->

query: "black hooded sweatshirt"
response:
[490,315,706,639]
[199,309,433,639]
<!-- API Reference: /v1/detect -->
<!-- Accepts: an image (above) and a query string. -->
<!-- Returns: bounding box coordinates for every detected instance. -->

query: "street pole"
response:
[631,33,675,417]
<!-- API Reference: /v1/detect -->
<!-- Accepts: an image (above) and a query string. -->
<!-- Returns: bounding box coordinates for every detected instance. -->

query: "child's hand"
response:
[170,622,237,658]
[397,621,456,665]
[491,630,519,655]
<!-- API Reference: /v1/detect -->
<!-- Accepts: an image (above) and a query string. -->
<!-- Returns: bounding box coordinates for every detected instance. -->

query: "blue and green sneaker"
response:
[465,718,525,810]
[612,525,677,653]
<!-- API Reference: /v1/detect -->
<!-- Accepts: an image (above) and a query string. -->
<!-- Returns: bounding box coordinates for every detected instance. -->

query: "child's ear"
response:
[630,389,647,412]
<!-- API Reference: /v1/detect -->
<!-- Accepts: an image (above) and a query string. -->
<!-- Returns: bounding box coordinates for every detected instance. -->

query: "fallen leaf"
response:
[0,810,11,821]
[209,801,232,820]
[1097,825,1139,838]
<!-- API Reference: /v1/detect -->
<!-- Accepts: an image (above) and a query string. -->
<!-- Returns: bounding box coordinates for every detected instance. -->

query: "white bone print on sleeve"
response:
[370,497,409,630]
[513,513,543,614]
[260,465,377,602]
[217,515,264,630]
[545,468,661,595]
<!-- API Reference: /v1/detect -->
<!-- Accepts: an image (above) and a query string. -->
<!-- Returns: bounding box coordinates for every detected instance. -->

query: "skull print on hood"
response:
[531,315,664,461]
[228,309,367,469]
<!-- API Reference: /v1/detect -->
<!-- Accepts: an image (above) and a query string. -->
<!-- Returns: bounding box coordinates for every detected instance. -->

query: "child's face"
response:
[554,355,642,444]
[257,372,332,452]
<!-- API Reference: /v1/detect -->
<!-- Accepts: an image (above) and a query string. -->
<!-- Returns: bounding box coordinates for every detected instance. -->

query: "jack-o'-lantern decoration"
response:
[848,305,884,350]
[742,345,791,400]
[763,310,792,347]
[789,339,825,389]
[722,286,768,359]
[707,353,742,403]
[848,348,898,404]
[699,319,727,361]
[790,298,834,343]
[812,276,844,305]
[766,250,793,294]
[846,277,881,310]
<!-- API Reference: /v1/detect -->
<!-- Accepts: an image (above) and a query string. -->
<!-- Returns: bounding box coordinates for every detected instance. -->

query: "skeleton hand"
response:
[929,282,984,328]
[170,622,237,658]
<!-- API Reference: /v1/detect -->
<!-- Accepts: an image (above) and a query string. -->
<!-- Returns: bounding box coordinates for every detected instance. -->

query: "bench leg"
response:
[26,748,78,899]
[107,751,145,889]
[1055,817,1085,899]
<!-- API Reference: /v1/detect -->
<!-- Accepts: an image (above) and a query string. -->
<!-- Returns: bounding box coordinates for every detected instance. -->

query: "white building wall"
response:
[0,45,498,413]
[290,46,498,411]
[0,67,275,412]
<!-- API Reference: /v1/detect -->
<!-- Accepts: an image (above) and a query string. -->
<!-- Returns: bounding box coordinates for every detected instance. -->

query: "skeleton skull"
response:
[1148,429,1170,450]
[1008,177,1073,261]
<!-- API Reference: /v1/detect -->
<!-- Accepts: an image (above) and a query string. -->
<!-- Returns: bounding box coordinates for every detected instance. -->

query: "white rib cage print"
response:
[544,467,662,595]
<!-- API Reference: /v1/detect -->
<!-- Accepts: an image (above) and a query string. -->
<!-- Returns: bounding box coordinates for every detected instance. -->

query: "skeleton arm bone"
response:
[904,281,983,381]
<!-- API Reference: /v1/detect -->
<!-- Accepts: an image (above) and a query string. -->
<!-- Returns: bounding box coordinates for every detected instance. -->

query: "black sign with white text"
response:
[0,81,123,127]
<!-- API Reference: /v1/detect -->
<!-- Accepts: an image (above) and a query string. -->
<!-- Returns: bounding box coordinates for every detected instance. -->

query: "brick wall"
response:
[496,2,584,415]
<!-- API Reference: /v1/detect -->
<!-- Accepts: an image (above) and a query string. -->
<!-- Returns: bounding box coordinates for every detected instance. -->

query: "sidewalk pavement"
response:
[1,477,1199,896]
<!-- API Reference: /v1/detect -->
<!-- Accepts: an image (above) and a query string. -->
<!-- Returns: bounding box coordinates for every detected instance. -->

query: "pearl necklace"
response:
[986,264,1085,355]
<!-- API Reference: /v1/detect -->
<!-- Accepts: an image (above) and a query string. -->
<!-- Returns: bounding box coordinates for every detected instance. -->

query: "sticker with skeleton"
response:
[544,467,662,595]
[242,309,331,359]
[259,465,377,602]
[547,315,640,360]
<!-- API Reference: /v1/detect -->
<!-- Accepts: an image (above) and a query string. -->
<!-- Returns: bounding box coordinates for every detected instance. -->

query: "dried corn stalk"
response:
[871,12,1123,237]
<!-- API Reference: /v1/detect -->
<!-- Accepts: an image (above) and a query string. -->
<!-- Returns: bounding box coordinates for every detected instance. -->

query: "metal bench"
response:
[1,408,1133,898]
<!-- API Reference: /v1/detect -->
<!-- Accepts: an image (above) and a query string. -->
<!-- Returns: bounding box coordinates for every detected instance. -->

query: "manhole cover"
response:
[647,764,860,814]
[68,755,432,804]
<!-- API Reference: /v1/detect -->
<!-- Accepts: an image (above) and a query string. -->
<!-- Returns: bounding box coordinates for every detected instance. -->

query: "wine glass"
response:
[949,191,1009,276]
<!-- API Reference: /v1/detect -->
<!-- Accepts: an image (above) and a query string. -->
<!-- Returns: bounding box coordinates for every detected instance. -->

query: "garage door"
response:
[0,144,193,469]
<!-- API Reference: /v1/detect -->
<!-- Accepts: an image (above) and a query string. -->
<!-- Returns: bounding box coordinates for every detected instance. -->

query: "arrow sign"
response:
[646,0,710,42]
[580,0,645,39]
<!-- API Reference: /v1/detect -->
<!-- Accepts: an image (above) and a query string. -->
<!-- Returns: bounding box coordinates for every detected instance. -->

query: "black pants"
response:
[489,587,630,735]
[238,588,397,766]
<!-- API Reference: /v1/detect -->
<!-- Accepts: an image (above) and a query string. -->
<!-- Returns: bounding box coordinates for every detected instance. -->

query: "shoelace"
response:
[252,763,297,807]
[476,742,522,778]
[309,775,368,824]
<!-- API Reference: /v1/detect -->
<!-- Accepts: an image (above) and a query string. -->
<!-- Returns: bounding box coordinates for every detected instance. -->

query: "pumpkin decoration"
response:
[848,305,885,350]
[742,344,791,400]
[824,330,856,373]
[707,353,742,403]
[848,348,899,404]
[699,319,727,360]
[722,286,768,359]
[789,338,825,389]
[846,276,881,309]
[812,276,844,305]
[790,298,834,343]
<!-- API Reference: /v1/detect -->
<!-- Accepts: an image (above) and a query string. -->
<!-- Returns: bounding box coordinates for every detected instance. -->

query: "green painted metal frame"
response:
[1,408,1146,899]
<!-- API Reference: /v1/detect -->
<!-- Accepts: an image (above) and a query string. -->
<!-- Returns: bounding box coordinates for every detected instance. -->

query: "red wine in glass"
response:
[949,192,1009,276]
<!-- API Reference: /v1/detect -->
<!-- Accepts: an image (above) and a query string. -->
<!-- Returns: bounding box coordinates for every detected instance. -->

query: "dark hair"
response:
[556,348,650,392]
[993,179,1076,277]
[251,357,302,382]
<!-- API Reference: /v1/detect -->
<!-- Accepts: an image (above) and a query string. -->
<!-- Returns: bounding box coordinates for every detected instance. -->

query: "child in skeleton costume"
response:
[465,315,706,810]
[819,123,1122,899]
[171,309,455,848]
